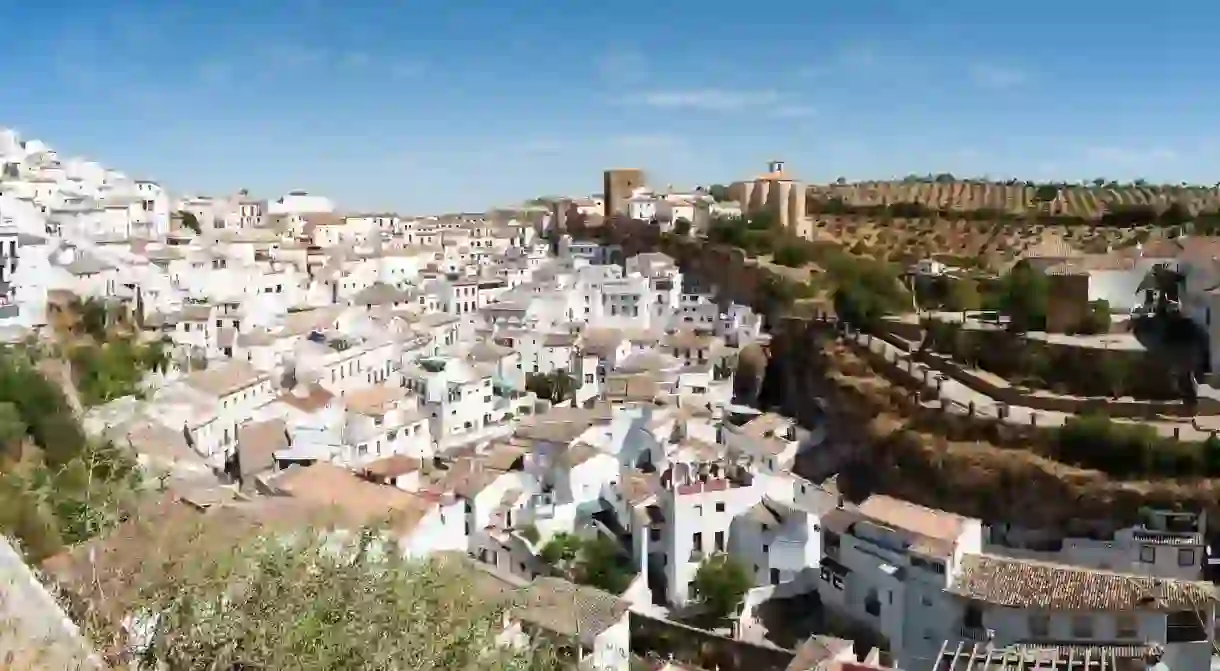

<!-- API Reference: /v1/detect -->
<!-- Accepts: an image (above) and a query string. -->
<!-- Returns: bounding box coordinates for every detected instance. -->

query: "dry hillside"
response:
[807,180,1220,219]
[807,215,1157,268]
[806,337,1220,527]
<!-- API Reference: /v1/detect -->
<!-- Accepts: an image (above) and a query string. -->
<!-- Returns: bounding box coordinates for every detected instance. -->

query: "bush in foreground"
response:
[52,511,565,671]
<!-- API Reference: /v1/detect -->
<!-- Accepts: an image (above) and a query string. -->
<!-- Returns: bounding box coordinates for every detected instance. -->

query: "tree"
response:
[573,535,633,594]
[1205,434,1220,476]
[1033,185,1060,203]
[76,522,563,670]
[945,278,982,313]
[539,532,582,575]
[0,401,27,460]
[744,210,776,231]
[526,372,576,404]
[691,553,752,621]
[673,218,692,237]
[772,243,810,268]
[998,263,1048,332]
[539,533,633,594]
[1079,300,1112,335]
[76,298,110,341]
[0,348,143,561]
[732,344,768,407]
[1092,178,1106,187]
[1160,202,1190,227]
[707,184,731,202]
[177,211,202,234]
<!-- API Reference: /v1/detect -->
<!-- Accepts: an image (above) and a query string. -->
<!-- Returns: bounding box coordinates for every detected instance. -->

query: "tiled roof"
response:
[344,385,405,417]
[820,495,969,559]
[236,418,289,480]
[183,361,268,397]
[277,382,335,413]
[360,454,422,479]
[507,577,628,646]
[352,281,409,306]
[1020,233,1083,260]
[786,635,854,671]
[270,463,436,534]
[948,553,1217,611]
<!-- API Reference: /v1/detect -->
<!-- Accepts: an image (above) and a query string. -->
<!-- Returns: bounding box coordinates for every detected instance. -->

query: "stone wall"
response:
[877,319,1188,402]
[630,612,795,671]
[1046,272,1090,333]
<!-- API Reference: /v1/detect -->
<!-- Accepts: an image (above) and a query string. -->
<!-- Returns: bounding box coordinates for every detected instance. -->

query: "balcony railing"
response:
[959,626,995,642]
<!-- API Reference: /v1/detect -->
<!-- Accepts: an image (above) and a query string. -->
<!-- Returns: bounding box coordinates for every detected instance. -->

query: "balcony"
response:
[959,625,995,642]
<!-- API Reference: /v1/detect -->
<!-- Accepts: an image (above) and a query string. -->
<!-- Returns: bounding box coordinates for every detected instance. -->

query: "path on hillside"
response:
[850,332,1217,441]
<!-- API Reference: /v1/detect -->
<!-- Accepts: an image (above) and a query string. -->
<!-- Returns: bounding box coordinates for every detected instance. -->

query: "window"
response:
[692,532,702,551]
[649,527,660,542]
[1139,545,1156,563]
[1071,615,1094,639]
[715,502,725,513]
[864,588,881,617]
[762,544,769,554]
[693,505,702,516]
[1178,548,1195,566]
[770,568,780,585]
[714,531,724,552]
[1115,614,1138,638]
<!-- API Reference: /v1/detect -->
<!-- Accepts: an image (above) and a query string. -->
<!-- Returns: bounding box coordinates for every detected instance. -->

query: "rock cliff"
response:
[583,219,1220,528]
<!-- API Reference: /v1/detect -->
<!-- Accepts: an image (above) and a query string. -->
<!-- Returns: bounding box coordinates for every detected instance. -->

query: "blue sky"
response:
[3,0,1220,212]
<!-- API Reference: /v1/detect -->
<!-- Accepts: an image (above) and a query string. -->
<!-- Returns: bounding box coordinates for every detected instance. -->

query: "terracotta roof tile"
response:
[949,553,1217,611]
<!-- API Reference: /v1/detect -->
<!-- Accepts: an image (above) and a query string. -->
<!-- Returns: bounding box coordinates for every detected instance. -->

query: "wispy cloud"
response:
[969,63,1027,90]
[629,89,780,111]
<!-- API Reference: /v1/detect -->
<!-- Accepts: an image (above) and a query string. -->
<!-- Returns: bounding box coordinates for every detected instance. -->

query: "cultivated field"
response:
[807,181,1220,219]
[807,215,1157,269]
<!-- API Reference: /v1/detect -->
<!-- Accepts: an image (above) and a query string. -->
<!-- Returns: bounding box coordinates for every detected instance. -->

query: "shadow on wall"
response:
[629,611,795,671]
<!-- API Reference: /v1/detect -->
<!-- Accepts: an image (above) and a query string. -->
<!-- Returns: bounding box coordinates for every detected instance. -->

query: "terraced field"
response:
[807,181,1220,219]
[809,215,1156,269]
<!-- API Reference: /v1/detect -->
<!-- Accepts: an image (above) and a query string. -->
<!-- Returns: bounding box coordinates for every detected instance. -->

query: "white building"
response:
[267,190,336,215]
[402,356,497,443]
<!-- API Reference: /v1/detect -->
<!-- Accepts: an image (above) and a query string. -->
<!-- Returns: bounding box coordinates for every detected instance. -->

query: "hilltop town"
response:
[0,132,1216,671]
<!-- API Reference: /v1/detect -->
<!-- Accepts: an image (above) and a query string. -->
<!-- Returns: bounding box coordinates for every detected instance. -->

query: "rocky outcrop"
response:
[585,221,1220,528]
[767,319,1220,527]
